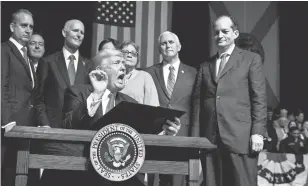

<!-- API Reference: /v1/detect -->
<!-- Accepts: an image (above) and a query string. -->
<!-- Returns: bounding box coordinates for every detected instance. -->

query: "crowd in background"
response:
[264,107,308,154]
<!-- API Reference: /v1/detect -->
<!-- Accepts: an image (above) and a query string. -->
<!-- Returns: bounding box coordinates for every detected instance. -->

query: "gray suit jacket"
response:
[192,47,267,154]
[145,62,197,136]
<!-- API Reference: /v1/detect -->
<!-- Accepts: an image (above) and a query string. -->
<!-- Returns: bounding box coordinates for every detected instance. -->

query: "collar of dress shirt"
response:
[163,58,180,71]
[9,37,25,54]
[62,47,79,62]
[218,43,235,58]
[102,89,112,102]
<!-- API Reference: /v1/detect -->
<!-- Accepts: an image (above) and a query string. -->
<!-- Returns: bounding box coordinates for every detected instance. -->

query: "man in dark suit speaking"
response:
[35,19,90,128]
[192,15,267,186]
[39,49,181,186]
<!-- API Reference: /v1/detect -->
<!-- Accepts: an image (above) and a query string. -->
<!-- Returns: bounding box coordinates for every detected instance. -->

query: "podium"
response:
[4,126,216,186]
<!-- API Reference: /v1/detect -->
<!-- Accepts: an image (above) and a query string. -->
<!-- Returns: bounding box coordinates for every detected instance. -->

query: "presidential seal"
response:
[90,123,145,182]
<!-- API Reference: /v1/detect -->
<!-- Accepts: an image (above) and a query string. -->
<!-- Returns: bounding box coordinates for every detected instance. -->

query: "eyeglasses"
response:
[122,50,138,57]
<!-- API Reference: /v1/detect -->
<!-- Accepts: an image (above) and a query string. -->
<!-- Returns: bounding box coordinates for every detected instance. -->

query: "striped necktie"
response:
[166,65,176,98]
[216,53,229,79]
[105,93,115,114]
[68,55,76,85]
[21,47,35,88]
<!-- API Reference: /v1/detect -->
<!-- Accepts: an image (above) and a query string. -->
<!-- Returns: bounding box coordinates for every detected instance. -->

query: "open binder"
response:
[91,101,186,134]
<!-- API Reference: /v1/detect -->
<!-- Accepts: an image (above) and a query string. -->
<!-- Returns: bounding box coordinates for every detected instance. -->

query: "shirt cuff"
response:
[87,93,102,117]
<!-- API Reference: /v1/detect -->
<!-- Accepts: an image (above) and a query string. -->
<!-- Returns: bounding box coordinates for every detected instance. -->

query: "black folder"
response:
[91,101,186,134]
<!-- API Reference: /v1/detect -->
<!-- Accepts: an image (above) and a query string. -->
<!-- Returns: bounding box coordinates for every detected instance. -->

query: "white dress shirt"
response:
[215,43,235,76]
[162,59,180,89]
[62,47,79,72]
[9,37,35,88]
[87,89,115,117]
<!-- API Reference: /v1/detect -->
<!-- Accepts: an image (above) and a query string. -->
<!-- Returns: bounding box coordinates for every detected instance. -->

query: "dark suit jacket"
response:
[1,40,37,126]
[145,62,197,136]
[192,47,267,154]
[39,85,140,186]
[62,84,138,130]
[35,51,91,128]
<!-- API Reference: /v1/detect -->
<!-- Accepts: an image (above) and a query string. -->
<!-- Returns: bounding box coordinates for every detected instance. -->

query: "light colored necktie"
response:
[21,47,30,66]
[166,65,176,98]
[216,53,229,78]
[105,93,115,114]
[68,55,76,85]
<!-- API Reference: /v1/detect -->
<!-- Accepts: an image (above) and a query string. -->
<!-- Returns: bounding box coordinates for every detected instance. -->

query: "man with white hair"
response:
[145,31,197,186]
[35,19,91,128]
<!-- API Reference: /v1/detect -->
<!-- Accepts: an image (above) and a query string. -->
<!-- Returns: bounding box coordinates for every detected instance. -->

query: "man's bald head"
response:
[63,19,84,31]
[62,19,85,50]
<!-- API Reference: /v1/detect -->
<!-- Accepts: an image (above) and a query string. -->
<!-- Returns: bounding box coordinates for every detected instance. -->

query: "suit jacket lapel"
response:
[75,56,86,84]
[171,63,186,101]
[55,52,71,86]
[7,41,32,79]
[217,47,241,81]
[209,54,218,84]
[154,63,170,99]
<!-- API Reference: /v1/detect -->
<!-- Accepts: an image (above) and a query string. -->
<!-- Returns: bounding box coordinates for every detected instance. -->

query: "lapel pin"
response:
[181,70,184,73]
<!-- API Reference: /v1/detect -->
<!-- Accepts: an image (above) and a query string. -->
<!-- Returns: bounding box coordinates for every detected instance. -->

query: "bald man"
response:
[35,19,91,128]
[192,15,266,186]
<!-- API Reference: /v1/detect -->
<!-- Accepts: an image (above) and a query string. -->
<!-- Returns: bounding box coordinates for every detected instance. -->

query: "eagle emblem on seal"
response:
[104,137,131,167]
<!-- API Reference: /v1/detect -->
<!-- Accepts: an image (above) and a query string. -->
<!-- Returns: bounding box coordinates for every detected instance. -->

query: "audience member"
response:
[279,126,308,154]
[265,107,278,152]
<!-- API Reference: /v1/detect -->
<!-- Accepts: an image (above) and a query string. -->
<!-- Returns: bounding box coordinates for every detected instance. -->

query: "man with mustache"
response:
[28,33,45,72]
[1,9,36,186]
[35,19,91,128]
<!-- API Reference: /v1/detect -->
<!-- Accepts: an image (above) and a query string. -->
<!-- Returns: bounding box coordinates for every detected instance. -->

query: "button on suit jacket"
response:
[192,47,267,154]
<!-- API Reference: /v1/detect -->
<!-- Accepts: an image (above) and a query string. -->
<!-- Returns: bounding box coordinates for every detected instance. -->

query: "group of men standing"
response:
[1,8,266,186]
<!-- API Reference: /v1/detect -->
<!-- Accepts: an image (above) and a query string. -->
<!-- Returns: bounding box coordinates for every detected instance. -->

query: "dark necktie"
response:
[105,93,115,114]
[68,55,76,85]
[216,53,229,79]
[166,65,176,98]
[21,47,34,88]
[21,47,30,66]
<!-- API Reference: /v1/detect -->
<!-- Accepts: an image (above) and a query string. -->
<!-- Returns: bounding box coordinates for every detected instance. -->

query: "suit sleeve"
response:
[1,47,12,125]
[249,54,267,137]
[190,66,203,137]
[35,58,51,127]
[62,87,86,129]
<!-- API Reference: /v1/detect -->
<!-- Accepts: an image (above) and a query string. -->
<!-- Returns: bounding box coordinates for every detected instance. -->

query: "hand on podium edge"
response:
[1,121,16,133]
[160,117,181,136]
